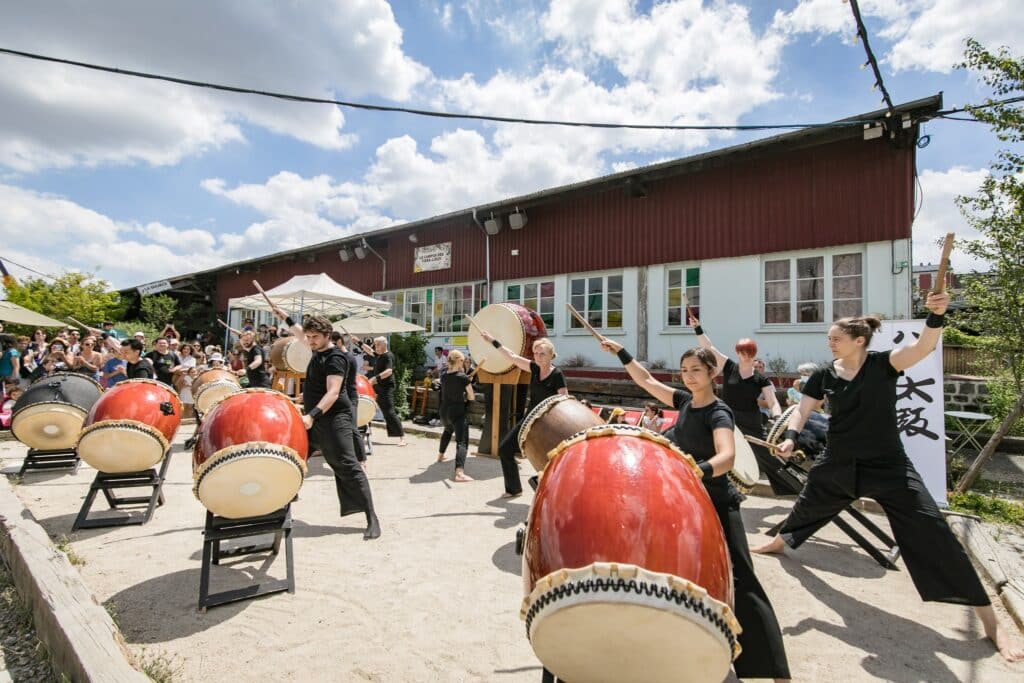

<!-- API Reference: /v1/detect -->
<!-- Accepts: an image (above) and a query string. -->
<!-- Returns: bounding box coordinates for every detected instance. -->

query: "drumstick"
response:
[682,293,697,327]
[932,232,955,294]
[252,279,279,314]
[66,316,96,332]
[564,303,605,343]
[217,318,243,336]
[743,434,805,462]
[463,314,486,336]
[467,356,487,379]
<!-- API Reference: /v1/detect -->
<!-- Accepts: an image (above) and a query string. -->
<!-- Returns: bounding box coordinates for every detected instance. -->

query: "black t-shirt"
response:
[719,358,771,430]
[528,362,566,408]
[343,349,360,403]
[671,389,737,502]
[126,358,155,380]
[371,352,396,389]
[145,350,178,385]
[303,346,352,418]
[242,344,267,387]
[440,371,472,418]
[802,350,903,462]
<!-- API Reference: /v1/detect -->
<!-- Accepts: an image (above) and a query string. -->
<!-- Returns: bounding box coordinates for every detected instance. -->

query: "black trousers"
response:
[439,412,469,470]
[375,385,405,438]
[498,418,525,494]
[780,455,990,606]
[310,411,375,517]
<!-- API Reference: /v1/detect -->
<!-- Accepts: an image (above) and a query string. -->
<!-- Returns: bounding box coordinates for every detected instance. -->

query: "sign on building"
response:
[876,320,947,505]
[137,280,173,296]
[414,242,452,273]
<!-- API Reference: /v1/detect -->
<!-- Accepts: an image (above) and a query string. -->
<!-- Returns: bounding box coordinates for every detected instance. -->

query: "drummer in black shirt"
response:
[332,331,368,467]
[478,332,567,498]
[436,349,475,482]
[752,292,1022,662]
[144,337,181,386]
[120,338,155,380]
[598,338,792,682]
[236,330,268,388]
[361,336,407,447]
[277,311,380,540]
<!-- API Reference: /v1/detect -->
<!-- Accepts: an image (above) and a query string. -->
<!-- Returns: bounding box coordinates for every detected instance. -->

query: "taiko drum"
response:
[11,372,103,451]
[517,394,604,472]
[521,424,740,683]
[355,374,377,428]
[191,368,242,417]
[77,379,182,473]
[467,303,548,375]
[193,388,308,519]
[269,337,311,375]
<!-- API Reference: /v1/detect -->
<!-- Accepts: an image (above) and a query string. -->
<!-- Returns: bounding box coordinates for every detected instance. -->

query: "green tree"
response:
[953,39,1024,491]
[3,272,124,330]
[140,294,178,327]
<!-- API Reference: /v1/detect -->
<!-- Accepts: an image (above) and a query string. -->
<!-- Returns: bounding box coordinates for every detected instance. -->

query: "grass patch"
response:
[138,649,181,683]
[55,535,86,567]
[948,491,1024,526]
[104,600,120,627]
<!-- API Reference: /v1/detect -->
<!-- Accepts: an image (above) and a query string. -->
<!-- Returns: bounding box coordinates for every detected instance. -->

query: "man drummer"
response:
[332,331,368,468]
[236,330,268,388]
[272,309,380,539]
[119,338,155,379]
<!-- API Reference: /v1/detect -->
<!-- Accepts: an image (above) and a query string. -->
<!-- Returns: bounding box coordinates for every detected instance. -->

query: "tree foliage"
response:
[140,294,178,327]
[3,272,124,329]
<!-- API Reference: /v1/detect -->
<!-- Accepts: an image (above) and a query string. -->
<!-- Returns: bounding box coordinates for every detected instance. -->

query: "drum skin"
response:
[192,368,241,416]
[517,394,603,472]
[11,372,103,451]
[193,389,309,519]
[269,337,311,375]
[355,374,377,428]
[521,425,739,683]
[77,379,182,473]
[467,303,548,375]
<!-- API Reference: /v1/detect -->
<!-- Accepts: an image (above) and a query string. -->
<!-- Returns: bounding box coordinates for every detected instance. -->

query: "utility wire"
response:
[849,0,899,121]
[0,46,878,132]
[0,255,59,281]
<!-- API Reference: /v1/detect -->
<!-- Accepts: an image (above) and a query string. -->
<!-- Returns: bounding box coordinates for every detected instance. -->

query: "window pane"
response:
[765,281,790,302]
[606,310,623,328]
[608,293,623,310]
[833,276,862,299]
[667,308,681,326]
[686,286,700,307]
[570,295,585,326]
[506,284,520,300]
[667,289,682,307]
[525,283,537,298]
[685,268,700,288]
[765,303,790,324]
[833,299,863,319]
[765,260,789,281]
[798,301,824,323]
[540,299,553,313]
[607,275,622,292]
[540,281,555,298]
[796,257,824,278]
[667,269,681,288]
[588,277,603,293]
[524,297,539,312]
[833,253,862,277]
[541,313,554,328]
[797,279,824,301]
[587,294,603,312]
[570,279,585,296]
[588,310,602,328]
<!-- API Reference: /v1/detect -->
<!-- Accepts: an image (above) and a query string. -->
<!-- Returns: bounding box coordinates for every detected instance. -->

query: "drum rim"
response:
[201,386,304,420]
[471,302,530,375]
[517,393,577,454]
[547,423,702,478]
[77,418,170,454]
[27,370,103,390]
[765,404,801,445]
[193,441,306,493]
[115,377,183,400]
[10,401,88,445]
[729,426,760,489]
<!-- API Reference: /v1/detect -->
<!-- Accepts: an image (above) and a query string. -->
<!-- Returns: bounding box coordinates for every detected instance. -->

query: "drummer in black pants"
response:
[362,336,406,447]
[276,311,380,540]
[332,331,367,468]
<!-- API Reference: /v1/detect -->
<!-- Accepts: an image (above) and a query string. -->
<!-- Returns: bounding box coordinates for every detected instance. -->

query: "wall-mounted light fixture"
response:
[408,232,419,243]
[484,213,502,235]
[354,242,367,260]
[508,207,527,230]
[339,247,353,262]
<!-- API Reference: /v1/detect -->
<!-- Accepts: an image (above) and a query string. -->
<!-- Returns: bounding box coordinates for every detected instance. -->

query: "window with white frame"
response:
[374,282,484,335]
[434,284,475,333]
[505,280,555,330]
[570,273,623,329]
[378,291,404,319]
[763,251,863,324]
[404,289,431,333]
[666,266,700,327]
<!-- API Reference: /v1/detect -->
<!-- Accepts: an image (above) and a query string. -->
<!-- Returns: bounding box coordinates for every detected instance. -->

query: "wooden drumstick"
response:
[251,279,280,313]
[463,314,487,336]
[217,318,243,336]
[932,232,955,294]
[564,303,605,343]
[66,315,96,332]
[682,293,697,327]
[467,355,488,379]
[743,434,805,461]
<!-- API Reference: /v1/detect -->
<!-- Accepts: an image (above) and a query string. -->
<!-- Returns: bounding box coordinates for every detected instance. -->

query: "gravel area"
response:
[0,555,55,682]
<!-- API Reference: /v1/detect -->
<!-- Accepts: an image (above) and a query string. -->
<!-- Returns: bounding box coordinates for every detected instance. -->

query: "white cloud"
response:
[914,167,990,271]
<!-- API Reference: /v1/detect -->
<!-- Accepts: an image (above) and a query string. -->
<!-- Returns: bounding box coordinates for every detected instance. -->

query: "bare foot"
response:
[437,453,447,462]
[454,469,473,482]
[501,491,522,499]
[397,440,408,447]
[751,536,787,555]
[977,605,1024,662]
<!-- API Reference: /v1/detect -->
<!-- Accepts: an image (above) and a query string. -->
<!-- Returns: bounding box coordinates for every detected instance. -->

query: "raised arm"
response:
[889,292,948,373]
[689,312,728,371]
[478,329,532,373]
[596,337,677,407]
[266,306,304,342]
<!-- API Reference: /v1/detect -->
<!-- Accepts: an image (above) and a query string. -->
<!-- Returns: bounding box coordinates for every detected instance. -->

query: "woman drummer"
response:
[752,292,1023,662]
[436,349,475,482]
[599,337,791,682]
[477,332,567,498]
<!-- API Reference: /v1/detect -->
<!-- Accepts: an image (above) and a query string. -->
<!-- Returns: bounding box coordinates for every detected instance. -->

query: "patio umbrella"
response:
[228,273,390,317]
[0,300,70,327]
[332,311,425,336]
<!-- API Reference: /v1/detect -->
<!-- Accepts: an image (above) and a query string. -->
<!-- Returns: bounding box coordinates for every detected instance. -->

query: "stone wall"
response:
[943,374,990,413]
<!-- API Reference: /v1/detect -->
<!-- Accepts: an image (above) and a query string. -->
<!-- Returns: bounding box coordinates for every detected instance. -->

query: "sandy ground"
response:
[2,430,1023,683]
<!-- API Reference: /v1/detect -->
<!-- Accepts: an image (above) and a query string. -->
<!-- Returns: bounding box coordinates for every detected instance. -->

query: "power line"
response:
[849,0,899,122]
[0,46,879,133]
[0,255,59,281]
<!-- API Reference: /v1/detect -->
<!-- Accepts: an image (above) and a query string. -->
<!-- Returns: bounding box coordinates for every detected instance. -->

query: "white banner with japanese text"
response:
[414,242,451,273]
[876,320,947,505]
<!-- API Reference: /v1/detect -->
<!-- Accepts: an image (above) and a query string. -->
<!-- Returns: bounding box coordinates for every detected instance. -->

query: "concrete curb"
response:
[946,512,1024,631]
[0,475,147,682]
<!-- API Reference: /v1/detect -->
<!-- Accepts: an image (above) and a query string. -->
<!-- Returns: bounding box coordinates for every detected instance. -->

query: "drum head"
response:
[357,395,377,428]
[195,380,242,416]
[730,426,760,489]
[11,403,88,451]
[77,421,167,473]
[194,443,305,519]
[284,340,311,375]
[467,304,523,374]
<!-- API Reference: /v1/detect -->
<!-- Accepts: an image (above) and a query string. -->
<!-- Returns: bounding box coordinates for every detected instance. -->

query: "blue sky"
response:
[0,0,1020,290]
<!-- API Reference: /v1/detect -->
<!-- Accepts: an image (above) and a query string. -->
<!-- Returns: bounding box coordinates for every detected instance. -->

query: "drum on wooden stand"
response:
[11,373,103,451]
[270,337,311,375]
[764,404,827,472]
[522,424,740,683]
[77,379,182,473]
[193,388,309,519]
[517,394,604,472]
[728,426,761,494]
[192,368,242,417]
[355,374,377,428]
[467,303,548,375]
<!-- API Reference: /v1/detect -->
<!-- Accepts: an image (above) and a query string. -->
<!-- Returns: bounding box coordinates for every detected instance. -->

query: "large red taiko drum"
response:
[521,424,740,683]
[355,374,377,428]
[517,394,604,472]
[192,368,242,417]
[467,303,547,375]
[193,388,308,519]
[77,379,182,473]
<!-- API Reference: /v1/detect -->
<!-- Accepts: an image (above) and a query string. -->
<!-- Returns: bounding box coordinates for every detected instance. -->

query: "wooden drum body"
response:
[192,368,242,417]
[467,303,548,375]
[517,394,604,472]
[521,425,740,683]
[77,379,182,473]
[11,372,103,451]
[269,337,311,375]
[193,389,309,519]
[355,374,377,428]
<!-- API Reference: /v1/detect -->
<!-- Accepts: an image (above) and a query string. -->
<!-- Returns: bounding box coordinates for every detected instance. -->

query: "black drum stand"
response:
[18,447,81,476]
[198,504,294,612]
[72,451,173,530]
